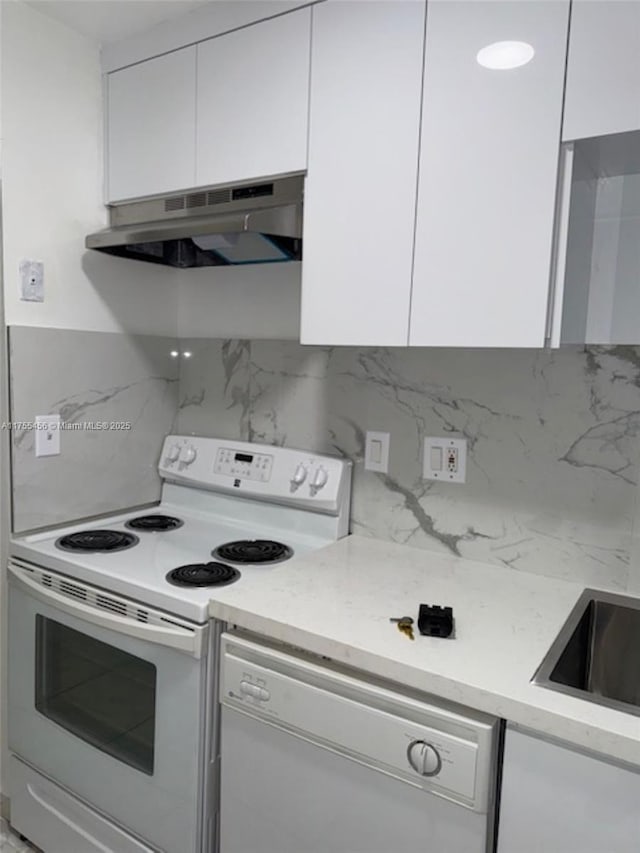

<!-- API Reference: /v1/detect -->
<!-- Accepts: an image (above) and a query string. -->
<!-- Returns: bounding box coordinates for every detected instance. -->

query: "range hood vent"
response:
[86,175,303,268]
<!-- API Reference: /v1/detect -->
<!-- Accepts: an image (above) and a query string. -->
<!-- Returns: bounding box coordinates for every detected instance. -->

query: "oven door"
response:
[7,559,210,853]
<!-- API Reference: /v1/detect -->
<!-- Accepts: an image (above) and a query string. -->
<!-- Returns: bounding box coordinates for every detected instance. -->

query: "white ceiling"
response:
[26,0,210,44]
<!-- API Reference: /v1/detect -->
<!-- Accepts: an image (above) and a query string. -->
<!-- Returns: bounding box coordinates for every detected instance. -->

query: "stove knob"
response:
[310,466,328,493]
[407,740,442,777]
[290,464,308,491]
[180,444,197,465]
[166,444,180,463]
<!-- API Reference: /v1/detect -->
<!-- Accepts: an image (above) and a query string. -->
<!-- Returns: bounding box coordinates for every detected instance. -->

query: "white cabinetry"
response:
[563,0,640,142]
[498,726,640,853]
[106,9,311,203]
[410,0,570,348]
[300,0,425,346]
[102,2,314,73]
[196,8,311,187]
[107,48,196,202]
[556,1,640,345]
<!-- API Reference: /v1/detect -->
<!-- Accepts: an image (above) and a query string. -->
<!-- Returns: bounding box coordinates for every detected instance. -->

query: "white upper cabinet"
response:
[563,0,640,142]
[107,47,196,202]
[106,9,310,203]
[196,8,311,187]
[409,0,570,348]
[300,1,425,346]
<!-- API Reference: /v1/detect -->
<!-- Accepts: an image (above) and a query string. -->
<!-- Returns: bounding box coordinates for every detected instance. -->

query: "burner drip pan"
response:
[166,563,240,587]
[55,530,139,553]
[126,514,183,532]
[212,539,293,565]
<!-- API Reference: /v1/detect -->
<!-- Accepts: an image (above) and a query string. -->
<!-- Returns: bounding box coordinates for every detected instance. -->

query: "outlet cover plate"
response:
[365,430,390,473]
[424,437,466,483]
[35,414,61,457]
[19,259,44,302]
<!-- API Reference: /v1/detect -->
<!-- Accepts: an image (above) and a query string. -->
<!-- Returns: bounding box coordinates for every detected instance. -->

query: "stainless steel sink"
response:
[533,588,640,716]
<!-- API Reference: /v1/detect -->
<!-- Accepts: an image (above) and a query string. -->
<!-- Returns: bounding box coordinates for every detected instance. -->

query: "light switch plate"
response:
[365,430,390,473]
[423,437,466,483]
[35,414,61,457]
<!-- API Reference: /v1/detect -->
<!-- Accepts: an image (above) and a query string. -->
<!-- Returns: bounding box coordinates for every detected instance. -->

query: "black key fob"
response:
[418,604,454,638]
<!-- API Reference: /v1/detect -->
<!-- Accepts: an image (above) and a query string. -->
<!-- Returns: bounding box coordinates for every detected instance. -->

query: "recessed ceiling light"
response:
[476,40,535,70]
[170,350,179,358]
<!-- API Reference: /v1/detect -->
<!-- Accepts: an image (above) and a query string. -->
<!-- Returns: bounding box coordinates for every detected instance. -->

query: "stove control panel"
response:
[214,448,273,482]
[159,435,352,522]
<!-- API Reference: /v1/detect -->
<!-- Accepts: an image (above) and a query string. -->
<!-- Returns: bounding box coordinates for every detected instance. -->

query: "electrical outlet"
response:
[423,437,466,483]
[19,259,44,302]
[446,446,459,474]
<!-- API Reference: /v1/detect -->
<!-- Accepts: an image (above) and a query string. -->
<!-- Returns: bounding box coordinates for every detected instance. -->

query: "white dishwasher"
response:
[218,632,499,853]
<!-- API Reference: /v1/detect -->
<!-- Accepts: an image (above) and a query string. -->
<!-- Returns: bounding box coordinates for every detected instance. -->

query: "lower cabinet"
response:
[498,726,640,853]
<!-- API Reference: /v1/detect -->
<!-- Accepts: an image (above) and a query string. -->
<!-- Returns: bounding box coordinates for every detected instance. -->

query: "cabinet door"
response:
[410,0,569,348]
[563,0,640,142]
[300,1,425,346]
[196,8,311,187]
[498,727,640,853]
[107,47,196,202]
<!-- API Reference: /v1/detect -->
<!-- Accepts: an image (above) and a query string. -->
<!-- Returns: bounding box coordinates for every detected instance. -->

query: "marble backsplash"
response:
[177,340,640,590]
[9,326,640,590]
[9,327,179,532]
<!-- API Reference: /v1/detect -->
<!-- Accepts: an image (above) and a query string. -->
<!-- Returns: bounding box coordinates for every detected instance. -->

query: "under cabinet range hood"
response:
[86,175,303,268]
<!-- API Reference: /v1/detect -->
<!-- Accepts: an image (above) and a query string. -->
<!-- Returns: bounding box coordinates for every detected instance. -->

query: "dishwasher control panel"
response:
[220,633,497,813]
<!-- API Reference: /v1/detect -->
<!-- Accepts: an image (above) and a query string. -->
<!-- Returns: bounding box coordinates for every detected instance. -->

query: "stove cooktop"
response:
[11,499,325,624]
[11,435,352,624]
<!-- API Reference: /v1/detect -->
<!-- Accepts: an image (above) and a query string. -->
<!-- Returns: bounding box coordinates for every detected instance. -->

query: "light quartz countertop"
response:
[209,534,640,766]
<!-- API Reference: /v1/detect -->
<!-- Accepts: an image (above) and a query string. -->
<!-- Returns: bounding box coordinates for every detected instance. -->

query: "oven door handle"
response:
[8,563,204,658]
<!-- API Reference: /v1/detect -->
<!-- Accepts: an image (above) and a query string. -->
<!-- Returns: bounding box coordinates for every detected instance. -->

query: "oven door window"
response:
[35,616,156,775]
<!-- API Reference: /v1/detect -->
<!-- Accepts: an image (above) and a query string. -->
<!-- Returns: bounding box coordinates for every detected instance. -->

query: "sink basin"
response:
[533,588,640,716]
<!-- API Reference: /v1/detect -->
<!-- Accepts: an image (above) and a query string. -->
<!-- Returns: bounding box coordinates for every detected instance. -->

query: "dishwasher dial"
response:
[406,740,442,777]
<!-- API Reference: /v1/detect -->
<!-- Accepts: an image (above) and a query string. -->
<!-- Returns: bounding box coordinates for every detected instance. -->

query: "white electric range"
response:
[7,435,352,853]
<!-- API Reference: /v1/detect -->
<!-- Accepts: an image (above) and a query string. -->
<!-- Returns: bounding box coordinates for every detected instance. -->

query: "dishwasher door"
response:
[219,632,498,853]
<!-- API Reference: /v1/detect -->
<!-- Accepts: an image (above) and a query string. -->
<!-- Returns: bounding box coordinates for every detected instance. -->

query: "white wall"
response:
[0,0,178,336]
[177,262,301,339]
